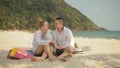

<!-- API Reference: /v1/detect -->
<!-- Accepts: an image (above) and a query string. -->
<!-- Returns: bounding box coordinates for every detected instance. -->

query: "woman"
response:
[31,18,56,61]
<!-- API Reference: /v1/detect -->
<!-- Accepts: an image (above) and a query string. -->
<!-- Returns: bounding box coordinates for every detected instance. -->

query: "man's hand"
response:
[66,47,74,54]
[56,46,64,49]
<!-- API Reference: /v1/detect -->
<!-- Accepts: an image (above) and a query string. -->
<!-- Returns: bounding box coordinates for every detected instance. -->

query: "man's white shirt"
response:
[52,27,74,48]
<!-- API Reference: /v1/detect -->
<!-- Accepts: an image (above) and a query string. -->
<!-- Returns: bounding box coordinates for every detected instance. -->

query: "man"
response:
[31,18,56,61]
[52,17,75,61]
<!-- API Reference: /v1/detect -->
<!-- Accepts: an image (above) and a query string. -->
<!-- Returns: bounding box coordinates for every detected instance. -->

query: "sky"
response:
[65,0,120,31]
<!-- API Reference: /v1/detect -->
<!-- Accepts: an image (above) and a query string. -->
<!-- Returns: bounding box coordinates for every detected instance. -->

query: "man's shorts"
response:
[56,49,65,56]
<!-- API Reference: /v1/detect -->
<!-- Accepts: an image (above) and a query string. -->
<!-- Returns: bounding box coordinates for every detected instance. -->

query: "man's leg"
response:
[57,48,75,61]
[57,50,69,61]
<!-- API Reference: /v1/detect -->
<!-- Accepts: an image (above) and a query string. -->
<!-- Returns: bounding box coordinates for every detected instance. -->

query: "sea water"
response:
[73,31,120,39]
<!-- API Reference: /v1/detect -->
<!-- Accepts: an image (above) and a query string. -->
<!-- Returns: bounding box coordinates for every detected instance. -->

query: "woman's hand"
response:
[49,40,55,46]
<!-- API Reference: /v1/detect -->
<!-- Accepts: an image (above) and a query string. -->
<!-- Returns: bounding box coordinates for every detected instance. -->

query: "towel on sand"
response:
[7,47,33,59]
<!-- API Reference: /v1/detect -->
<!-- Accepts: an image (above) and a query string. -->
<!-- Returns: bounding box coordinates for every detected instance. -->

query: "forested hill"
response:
[0,0,100,31]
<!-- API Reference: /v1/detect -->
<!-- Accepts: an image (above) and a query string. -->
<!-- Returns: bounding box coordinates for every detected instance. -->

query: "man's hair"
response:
[55,17,64,25]
[38,18,46,28]
[56,17,64,21]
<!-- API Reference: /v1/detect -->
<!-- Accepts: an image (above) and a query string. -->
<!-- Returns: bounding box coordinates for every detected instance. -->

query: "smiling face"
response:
[41,21,48,31]
[55,20,61,29]
[54,20,63,29]
[38,18,49,31]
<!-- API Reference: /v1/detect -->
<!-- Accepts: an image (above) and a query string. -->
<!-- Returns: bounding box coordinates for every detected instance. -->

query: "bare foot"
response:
[30,56,45,62]
[48,55,56,61]
[57,57,67,62]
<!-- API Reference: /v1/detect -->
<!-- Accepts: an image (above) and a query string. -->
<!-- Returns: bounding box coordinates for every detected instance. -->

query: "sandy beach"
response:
[0,30,120,68]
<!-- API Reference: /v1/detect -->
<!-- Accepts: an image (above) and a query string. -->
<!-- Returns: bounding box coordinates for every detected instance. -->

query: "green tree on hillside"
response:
[0,0,99,31]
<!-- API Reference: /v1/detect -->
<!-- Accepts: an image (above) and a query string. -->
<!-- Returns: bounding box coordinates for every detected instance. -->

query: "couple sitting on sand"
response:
[31,17,76,62]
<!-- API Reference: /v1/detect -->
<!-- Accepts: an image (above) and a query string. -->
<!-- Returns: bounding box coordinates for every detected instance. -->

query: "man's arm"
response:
[64,29,74,48]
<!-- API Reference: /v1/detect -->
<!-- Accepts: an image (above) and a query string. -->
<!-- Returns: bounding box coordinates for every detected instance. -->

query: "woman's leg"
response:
[31,45,45,61]
[44,45,56,60]
[34,45,44,56]
[31,45,56,61]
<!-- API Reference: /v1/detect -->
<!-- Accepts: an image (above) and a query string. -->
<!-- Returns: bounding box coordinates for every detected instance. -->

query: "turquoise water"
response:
[73,31,120,39]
